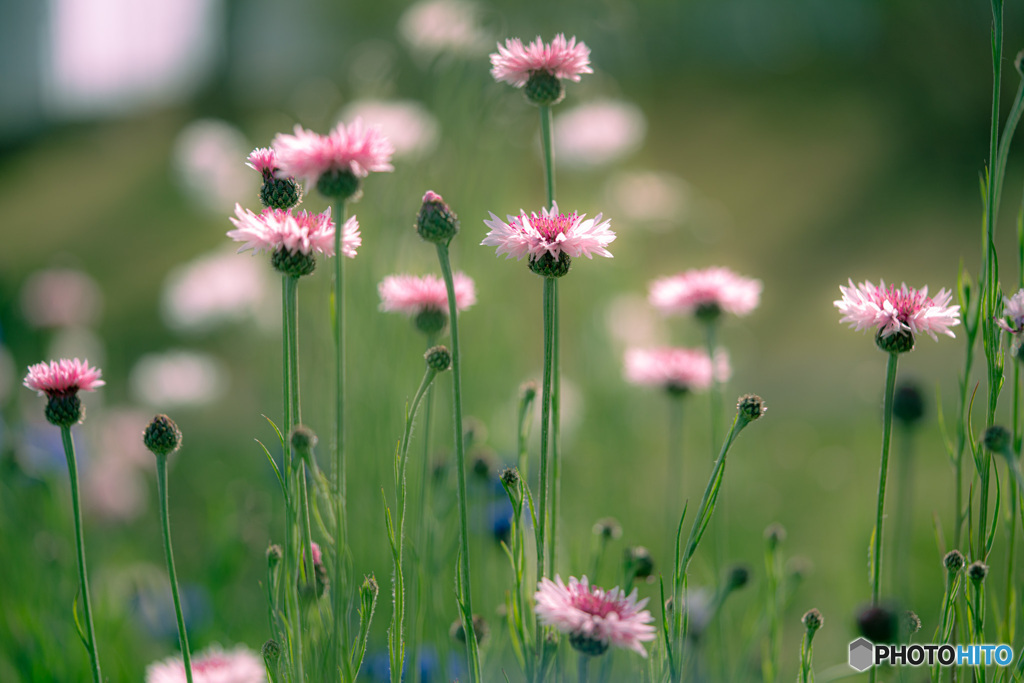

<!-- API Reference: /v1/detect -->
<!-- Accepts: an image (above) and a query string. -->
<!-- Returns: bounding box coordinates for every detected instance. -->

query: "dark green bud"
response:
[592,517,622,540]
[144,414,182,457]
[802,608,823,634]
[425,345,452,372]
[260,177,302,210]
[290,425,318,454]
[524,71,565,106]
[569,631,609,657]
[45,394,82,427]
[266,544,283,569]
[414,307,448,336]
[499,467,520,489]
[528,251,571,278]
[738,394,766,422]
[943,549,965,573]
[261,639,281,665]
[271,247,316,278]
[764,522,786,549]
[856,603,898,644]
[416,190,459,244]
[695,302,722,324]
[625,545,654,579]
[967,560,988,583]
[983,425,1011,454]
[893,382,925,425]
[725,563,751,591]
[876,329,914,354]
[316,168,361,201]
[903,610,921,636]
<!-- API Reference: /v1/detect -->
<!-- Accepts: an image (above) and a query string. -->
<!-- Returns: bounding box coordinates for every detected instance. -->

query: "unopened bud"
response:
[144,414,182,457]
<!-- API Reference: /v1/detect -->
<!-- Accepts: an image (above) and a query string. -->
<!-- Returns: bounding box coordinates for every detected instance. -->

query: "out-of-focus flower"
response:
[554,100,646,168]
[341,100,440,159]
[998,289,1024,335]
[835,280,960,342]
[624,347,730,394]
[482,203,614,262]
[605,295,667,349]
[272,119,394,186]
[534,575,656,657]
[145,643,263,683]
[85,454,147,521]
[649,267,762,321]
[129,350,227,407]
[490,34,592,88]
[172,119,252,212]
[20,268,103,329]
[378,273,476,316]
[605,171,691,227]
[161,249,273,334]
[398,0,490,58]
[24,358,104,397]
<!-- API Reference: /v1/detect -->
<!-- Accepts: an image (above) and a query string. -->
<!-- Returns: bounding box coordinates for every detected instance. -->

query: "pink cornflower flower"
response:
[245,147,277,176]
[649,267,762,320]
[834,279,960,341]
[145,644,265,683]
[534,575,656,657]
[624,347,731,394]
[482,203,615,262]
[228,204,347,257]
[490,34,592,87]
[378,273,476,315]
[997,289,1024,334]
[24,358,105,397]
[271,119,394,186]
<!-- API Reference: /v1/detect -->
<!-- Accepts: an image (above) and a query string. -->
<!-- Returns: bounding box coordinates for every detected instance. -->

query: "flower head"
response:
[834,279,960,342]
[998,289,1024,334]
[271,120,394,187]
[649,267,761,321]
[534,575,656,657]
[378,273,476,316]
[482,203,614,266]
[145,643,266,683]
[624,347,730,394]
[490,34,592,88]
[24,358,105,397]
[228,204,349,257]
[246,147,278,176]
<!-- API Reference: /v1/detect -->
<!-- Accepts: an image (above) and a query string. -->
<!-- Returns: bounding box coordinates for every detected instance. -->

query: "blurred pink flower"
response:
[490,34,592,87]
[145,644,265,683]
[20,268,103,329]
[227,204,340,257]
[482,203,614,261]
[534,575,656,657]
[378,273,476,315]
[835,279,960,340]
[624,347,731,393]
[399,0,490,57]
[24,358,104,397]
[161,250,272,333]
[271,120,394,185]
[997,288,1024,334]
[245,147,277,176]
[554,100,646,168]
[649,267,762,318]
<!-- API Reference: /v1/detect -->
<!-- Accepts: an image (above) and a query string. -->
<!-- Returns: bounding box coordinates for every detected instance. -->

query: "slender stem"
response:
[538,105,555,209]
[59,426,103,683]
[549,279,561,576]
[155,454,193,683]
[667,394,685,536]
[871,352,900,606]
[577,654,589,683]
[332,199,351,673]
[703,322,721,455]
[412,334,437,683]
[435,243,480,683]
[538,278,555,579]
[283,274,305,681]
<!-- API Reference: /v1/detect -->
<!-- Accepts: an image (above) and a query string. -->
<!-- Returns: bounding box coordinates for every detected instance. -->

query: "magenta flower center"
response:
[881,286,930,322]
[571,588,625,619]
[530,213,578,241]
[193,655,230,672]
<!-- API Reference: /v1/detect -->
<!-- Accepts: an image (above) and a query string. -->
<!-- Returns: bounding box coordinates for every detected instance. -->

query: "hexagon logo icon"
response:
[849,638,874,672]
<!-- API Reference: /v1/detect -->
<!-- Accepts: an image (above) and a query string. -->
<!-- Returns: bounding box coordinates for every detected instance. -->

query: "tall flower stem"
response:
[155,453,193,683]
[331,198,351,672]
[667,394,686,535]
[871,352,899,606]
[412,335,437,683]
[282,274,305,681]
[59,426,103,683]
[435,243,481,683]
[537,279,556,580]
[538,104,556,209]
[703,322,721,454]
[550,281,561,576]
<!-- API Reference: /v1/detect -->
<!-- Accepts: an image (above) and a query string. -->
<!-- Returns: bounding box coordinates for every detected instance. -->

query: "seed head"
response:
[144,414,182,457]
[425,345,452,372]
[943,549,965,573]
[416,190,459,244]
[738,394,766,422]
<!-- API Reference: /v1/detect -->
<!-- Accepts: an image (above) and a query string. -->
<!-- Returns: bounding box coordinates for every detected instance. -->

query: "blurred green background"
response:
[2,0,1024,680]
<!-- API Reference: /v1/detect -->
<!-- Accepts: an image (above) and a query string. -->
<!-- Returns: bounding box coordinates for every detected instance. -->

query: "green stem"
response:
[577,654,589,683]
[155,454,193,683]
[59,426,103,683]
[704,322,721,455]
[871,352,900,606]
[332,199,351,678]
[412,335,437,683]
[667,394,685,536]
[283,275,305,681]
[435,243,481,683]
[539,105,555,209]
[549,280,561,577]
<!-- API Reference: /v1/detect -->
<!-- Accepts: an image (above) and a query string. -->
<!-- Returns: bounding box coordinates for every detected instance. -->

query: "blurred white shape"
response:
[85,454,147,522]
[398,0,490,58]
[97,408,154,470]
[20,268,103,329]
[172,119,254,212]
[554,100,646,168]
[130,350,227,407]
[46,0,221,116]
[162,248,273,333]
[605,294,667,349]
[341,100,440,159]
[605,171,691,227]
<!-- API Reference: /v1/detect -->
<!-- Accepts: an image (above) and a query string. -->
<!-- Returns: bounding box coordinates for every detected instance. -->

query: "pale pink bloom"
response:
[997,289,1024,334]
[534,575,656,657]
[20,267,104,329]
[649,267,762,317]
[482,203,615,261]
[624,347,731,392]
[378,273,476,315]
[245,147,277,175]
[338,215,361,259]
[271,119,394,185]
[490,34,592,87]
[835,279,960,340]
[24,358,104,397]
[145,644,265,683]
[227,204,340,257]
[554,100,646,168]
